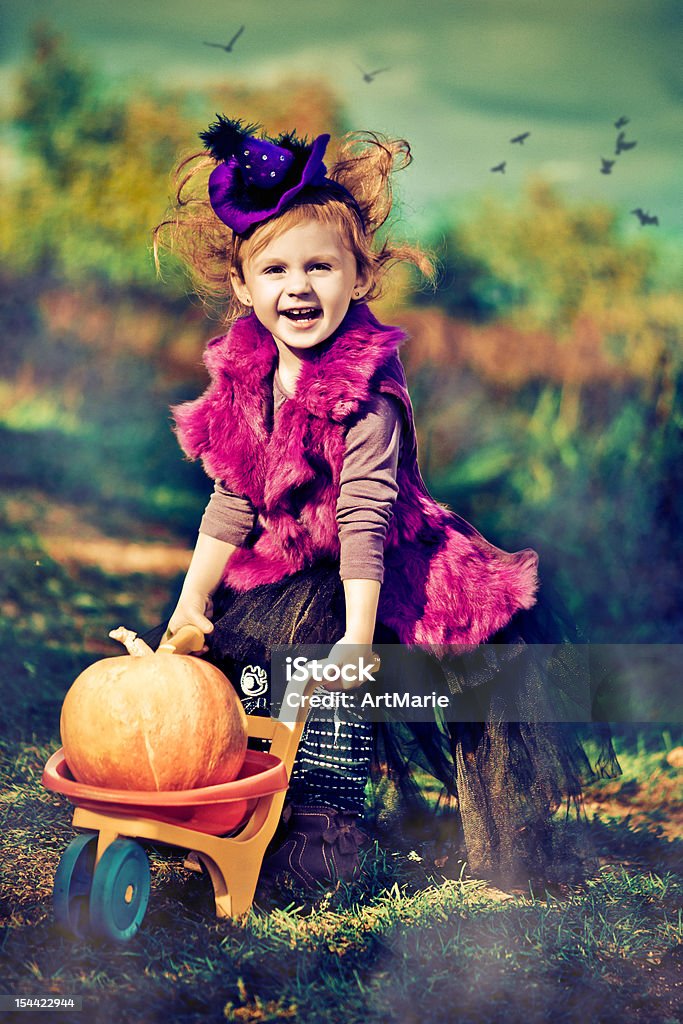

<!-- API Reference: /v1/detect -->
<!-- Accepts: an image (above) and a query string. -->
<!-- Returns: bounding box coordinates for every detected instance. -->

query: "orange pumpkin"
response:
[60,653,248,791]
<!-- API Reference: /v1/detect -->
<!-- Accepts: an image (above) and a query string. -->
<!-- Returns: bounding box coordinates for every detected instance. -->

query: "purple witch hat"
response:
[200,116,332,235]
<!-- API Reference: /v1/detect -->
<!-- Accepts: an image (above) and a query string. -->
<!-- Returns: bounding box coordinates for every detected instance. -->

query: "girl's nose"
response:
[286,270,312,294]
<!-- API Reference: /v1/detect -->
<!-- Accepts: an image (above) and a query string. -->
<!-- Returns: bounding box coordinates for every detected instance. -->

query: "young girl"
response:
[152,117,620,891]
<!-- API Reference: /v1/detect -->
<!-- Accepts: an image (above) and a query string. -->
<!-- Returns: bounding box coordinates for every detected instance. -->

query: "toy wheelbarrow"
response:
[42,627,319,942]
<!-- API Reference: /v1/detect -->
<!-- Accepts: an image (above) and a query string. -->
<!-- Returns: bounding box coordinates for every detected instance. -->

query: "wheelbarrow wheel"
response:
[89,839,151,942]
[53,833,98,939]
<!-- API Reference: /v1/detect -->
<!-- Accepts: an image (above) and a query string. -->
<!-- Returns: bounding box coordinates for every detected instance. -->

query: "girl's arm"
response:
[168,533,237,635]
[168,482,256,636]
[317,578,381,690]
[335,393,401,647]
[319,395,402,688]
[342,578,381,645]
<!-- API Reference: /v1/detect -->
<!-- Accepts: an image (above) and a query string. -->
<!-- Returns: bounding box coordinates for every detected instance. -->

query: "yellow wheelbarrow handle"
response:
[157,624,205,656]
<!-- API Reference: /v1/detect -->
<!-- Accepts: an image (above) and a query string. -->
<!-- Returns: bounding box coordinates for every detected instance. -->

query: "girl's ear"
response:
[230,268,252,306]
[352,271,372,300]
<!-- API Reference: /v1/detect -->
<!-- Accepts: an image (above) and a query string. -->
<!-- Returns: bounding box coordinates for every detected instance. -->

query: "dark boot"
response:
[260,804,367,891]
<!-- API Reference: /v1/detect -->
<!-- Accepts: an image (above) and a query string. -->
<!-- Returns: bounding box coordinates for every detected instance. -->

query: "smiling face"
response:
[231,219,369,361]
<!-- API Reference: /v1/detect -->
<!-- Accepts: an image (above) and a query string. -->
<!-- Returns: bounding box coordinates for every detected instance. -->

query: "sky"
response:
[2,0,681,237]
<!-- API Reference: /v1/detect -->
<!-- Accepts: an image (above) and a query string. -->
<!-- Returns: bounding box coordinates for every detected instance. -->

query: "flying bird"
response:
[490,161,506,174]
[203,26,245,53]
[354,63,391,83]
[614,116,630,129]
[615,130,637,155]
[631,208,659,226]
[510,132,530,144]
[600,157,615,174]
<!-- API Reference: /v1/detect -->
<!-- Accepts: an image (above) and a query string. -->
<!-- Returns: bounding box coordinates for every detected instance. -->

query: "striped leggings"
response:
[240,688,373,814]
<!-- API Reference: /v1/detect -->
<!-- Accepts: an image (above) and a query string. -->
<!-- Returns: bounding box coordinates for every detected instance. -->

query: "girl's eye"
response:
[260,263,331,274]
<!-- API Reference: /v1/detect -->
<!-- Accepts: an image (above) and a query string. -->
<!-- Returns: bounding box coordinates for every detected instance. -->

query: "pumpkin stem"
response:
[109,626,154,657]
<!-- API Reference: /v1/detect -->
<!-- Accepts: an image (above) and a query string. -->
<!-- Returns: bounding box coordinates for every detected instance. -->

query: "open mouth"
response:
[281,308,322,323]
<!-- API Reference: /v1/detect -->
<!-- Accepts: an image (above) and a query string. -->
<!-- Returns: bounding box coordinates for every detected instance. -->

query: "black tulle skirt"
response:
[149,562,622,888]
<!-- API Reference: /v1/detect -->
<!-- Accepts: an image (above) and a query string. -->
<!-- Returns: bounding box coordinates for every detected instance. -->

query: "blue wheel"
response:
[88,839,151,943]
[53,833,97,939]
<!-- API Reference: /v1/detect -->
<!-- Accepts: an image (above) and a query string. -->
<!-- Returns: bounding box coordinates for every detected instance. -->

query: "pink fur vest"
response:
[172,303,539,645]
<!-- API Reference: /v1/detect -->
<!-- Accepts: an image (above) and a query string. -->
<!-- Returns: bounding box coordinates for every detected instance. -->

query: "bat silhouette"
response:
[614,116,630,129]
[600,157,615,174]
[615,131,637,155]
[510,132,530,144]
[203,26,245,52]
[490,161,506,174]
[354,63,391,82]
[631,208,659,226]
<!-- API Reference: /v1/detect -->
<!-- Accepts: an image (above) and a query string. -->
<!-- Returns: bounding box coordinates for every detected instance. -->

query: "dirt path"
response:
[5,492,191,577]
[2,489,191,653]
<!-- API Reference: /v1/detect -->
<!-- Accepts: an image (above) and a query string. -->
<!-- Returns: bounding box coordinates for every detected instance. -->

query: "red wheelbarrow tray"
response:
[42,747,290,837]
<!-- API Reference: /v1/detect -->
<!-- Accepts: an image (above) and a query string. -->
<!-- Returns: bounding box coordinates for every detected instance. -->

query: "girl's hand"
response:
[313,635,381,692]
[167,591,214,640]
[166,534,236,641]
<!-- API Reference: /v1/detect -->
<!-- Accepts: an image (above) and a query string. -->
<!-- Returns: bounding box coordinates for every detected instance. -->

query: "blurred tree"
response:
[408,181,683,404]
[14,23,126,187]
[5,26,189,286]
[414,231,525,323]
[416,179,658,327]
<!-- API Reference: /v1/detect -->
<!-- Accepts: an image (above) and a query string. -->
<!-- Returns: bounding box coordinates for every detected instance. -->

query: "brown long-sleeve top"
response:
[199,369,402,582]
